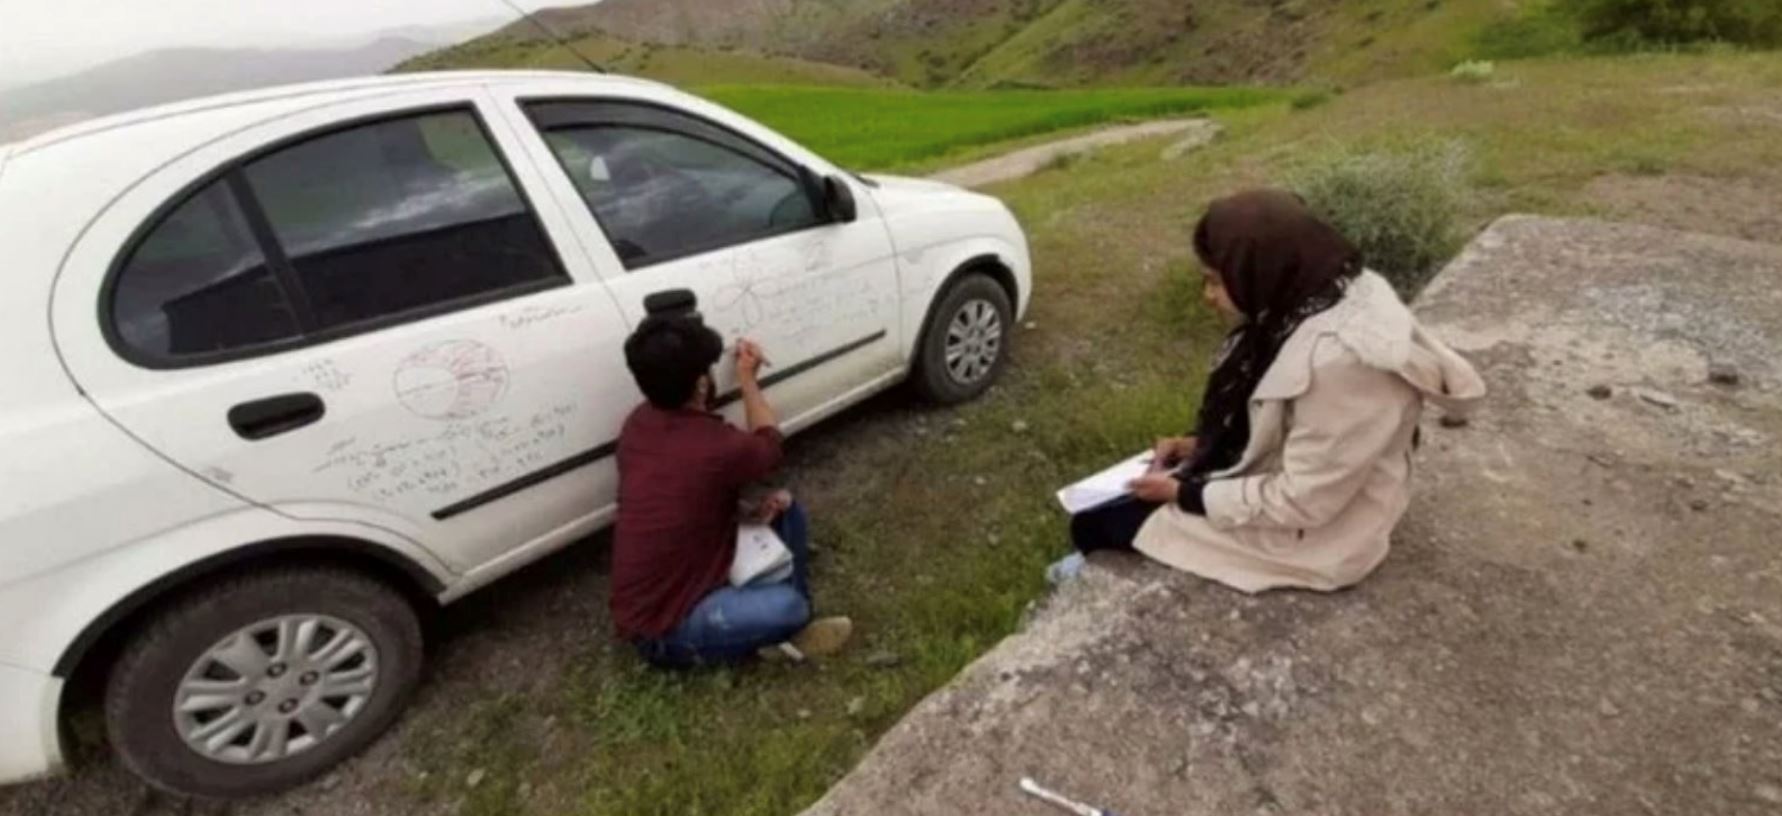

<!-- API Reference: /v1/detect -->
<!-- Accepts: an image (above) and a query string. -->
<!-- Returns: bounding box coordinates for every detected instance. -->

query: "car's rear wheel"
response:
[913,273,1014,405]
[104,566,422,799]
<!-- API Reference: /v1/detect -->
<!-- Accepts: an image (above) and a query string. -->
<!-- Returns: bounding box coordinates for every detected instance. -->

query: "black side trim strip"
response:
[713,330,888,409]
[431,440,619,521]
[429,330,886,521]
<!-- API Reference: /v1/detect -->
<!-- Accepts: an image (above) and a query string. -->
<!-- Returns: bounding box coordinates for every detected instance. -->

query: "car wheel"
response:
[913,273,1014,405]
[104,566,422,799]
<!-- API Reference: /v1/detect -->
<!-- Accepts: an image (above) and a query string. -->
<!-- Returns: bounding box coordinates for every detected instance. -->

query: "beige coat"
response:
[1134,271,1485,593]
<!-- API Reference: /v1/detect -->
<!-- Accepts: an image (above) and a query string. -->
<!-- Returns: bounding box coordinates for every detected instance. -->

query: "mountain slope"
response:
[1,39,438,141]
[413,0,1523,88]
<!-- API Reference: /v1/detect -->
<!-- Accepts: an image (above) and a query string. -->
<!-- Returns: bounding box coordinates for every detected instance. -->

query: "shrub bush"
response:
[1286,139,1472,297]
[1449,60,1497,83]
[1290,86,1338,110]
[1472,3,1584,59]
[1559,0,1782,47]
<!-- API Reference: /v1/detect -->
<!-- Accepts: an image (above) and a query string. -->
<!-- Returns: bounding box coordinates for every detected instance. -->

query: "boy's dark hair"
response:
[624,314,725,409]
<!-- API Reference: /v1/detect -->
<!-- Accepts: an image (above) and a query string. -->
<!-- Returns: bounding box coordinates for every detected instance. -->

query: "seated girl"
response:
[1060,189,1485,592]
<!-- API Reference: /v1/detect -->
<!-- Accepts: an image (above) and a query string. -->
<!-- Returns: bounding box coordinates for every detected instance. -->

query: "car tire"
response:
[104,566,422,799]
[913,273,1014,405]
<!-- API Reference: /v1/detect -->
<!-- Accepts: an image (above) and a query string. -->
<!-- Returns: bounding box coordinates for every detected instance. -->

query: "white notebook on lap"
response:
[732,524,795,587]
[1055,451,1155,514]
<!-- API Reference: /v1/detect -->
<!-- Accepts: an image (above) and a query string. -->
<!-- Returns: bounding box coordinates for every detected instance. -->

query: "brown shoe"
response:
[759,616,854,662]
[792,616,853,657]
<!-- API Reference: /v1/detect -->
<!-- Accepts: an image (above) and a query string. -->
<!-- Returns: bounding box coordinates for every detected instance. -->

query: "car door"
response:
[495,92,903,428]
[51,88,639,573]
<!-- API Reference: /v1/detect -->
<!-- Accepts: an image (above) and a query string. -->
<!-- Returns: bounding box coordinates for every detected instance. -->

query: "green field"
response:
[702,85,1284,170]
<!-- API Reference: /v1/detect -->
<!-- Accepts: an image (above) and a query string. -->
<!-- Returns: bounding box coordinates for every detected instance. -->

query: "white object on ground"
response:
[1019,777,1113,816]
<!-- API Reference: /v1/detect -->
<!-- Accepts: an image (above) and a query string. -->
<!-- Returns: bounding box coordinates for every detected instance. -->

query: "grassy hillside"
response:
[410,0,1534,89]
[383,50,1782,816]
[395,32,895,88]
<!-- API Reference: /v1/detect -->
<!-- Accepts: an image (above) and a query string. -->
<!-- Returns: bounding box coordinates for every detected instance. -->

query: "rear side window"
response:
[113,182,296,356]
[110,108,565,365]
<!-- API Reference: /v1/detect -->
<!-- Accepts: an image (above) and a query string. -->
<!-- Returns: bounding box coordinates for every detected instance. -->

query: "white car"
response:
[0,70,1030,798]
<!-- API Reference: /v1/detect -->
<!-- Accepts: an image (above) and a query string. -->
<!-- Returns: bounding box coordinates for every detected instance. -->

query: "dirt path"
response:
[928,119,1220,188]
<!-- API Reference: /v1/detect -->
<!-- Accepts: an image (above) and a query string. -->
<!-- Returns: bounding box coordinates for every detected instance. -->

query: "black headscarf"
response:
[1181,190,1362,479]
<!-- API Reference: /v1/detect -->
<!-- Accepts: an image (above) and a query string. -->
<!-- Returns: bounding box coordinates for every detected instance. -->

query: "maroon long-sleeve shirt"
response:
[610,403,784,640]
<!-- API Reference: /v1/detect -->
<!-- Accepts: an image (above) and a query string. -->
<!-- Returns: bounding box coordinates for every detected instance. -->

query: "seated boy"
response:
[611,312,851,667]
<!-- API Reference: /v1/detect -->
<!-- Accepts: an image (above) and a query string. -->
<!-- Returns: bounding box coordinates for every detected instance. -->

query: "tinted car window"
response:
[537,120,819,268]
[113,181,298,356]
[243,111,562,330]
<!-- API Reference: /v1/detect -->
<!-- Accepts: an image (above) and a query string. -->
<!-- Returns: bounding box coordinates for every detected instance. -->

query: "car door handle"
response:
[228,392,326,440]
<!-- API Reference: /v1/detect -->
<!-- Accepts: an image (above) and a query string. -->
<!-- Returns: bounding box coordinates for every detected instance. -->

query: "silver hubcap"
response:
[944,299,1003,385]
[173,615,379,765]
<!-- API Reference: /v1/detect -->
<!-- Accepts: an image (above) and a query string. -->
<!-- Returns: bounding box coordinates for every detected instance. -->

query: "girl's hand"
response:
[1128,473,1182,504]
[1151,436,1198,470]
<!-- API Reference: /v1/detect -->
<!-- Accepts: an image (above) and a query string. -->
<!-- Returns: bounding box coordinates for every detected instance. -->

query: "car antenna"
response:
[495,0,608,74]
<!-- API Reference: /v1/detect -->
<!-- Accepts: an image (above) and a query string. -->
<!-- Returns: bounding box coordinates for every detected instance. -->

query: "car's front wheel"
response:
[912,273,1014,405]
[104,566,422,799]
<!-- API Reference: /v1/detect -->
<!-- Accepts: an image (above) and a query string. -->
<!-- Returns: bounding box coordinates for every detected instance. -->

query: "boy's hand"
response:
[746,489,793,523]
[735,339,766,385]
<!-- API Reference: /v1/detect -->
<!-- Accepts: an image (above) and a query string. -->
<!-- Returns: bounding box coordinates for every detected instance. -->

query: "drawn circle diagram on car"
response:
[392,340,510,421]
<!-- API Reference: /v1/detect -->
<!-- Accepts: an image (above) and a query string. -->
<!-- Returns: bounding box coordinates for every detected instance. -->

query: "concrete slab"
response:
[800,217,1782,816]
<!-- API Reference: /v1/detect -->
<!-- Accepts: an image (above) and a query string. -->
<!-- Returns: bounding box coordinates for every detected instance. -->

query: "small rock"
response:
[1570,539,1589,552]
[1586,384,1613,400]
[864,651,903,669]
[952,418,968,429]
[1024,321,1038,330]
[518,781,533,799]
[1011,420,1030,434]
[1741,698,1762,714]
[973,476,987,486]
[1708,362,1741,387]
[846,696,866,717]
[466,769,486,789]
[796,708,812,720]
[1241,701,1262,718]
[1756,783,1782,804]
[1634,388,1679,409]
[1690,498,1711,512]
[321,774,341,792]
[1599,699,1620,717]
[1439,413,1469,428]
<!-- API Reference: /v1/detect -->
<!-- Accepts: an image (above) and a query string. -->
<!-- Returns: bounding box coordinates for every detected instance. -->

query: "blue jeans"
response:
[635,503,813,668]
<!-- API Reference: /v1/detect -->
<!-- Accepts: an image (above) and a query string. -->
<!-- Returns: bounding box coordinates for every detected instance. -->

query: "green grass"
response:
[701,85,1284,170]
[396,50,1782,816]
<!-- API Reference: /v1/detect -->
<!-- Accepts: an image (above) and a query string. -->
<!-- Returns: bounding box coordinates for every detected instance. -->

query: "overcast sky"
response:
[0,0,591,88]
